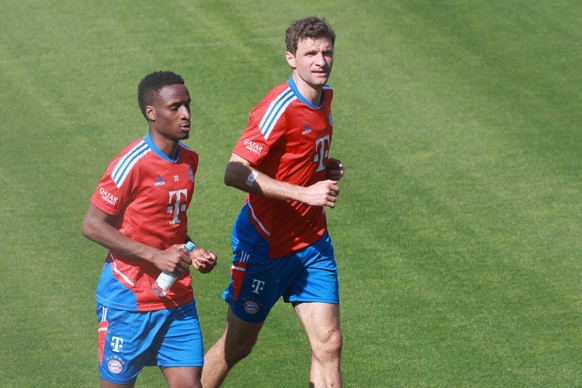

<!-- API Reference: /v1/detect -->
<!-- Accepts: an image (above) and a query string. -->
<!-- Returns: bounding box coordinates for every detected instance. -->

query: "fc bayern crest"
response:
[328,110,333,126]
[244,299,260,315]
[106,356,125,374]
[188,168,195,182]
[108,360,123,374]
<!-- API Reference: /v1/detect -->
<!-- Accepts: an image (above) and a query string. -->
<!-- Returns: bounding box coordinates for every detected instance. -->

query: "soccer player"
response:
[82,70,217,388]
[202,17,345,387]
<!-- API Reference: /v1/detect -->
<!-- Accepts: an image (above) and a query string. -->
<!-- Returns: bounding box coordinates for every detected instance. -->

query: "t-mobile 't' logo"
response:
[251,279,265,294]
[314,135,330,172]
[167,189,188,225]
[111,336,124,353]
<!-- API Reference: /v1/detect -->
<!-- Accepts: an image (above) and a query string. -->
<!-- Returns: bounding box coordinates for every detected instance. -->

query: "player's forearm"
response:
[82,207,161,263]
[250,172,305,202]
[224,158,304,202]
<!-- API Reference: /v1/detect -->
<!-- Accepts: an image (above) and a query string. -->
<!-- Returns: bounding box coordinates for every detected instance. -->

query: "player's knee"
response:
[327,327,343,356]
[227,342,254,363]
[314,327,343,360]
[223,332,258,364]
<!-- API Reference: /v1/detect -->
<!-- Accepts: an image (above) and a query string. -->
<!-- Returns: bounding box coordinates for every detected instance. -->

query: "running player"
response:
[202,17,345,387]
[82,71,217,387]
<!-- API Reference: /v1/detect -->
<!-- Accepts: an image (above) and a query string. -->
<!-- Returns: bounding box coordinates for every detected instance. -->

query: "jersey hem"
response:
[96,294,194,312]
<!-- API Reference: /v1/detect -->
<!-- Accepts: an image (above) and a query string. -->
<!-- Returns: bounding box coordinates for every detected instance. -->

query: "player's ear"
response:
[145,105,156,121]
[285,51,296,69]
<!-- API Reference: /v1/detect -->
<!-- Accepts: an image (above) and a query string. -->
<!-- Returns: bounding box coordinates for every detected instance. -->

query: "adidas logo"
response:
[302,124,311,135]
[154,176,165,186]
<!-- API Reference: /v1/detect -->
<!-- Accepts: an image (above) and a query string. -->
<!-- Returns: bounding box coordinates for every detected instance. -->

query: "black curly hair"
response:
[137,71,185,119]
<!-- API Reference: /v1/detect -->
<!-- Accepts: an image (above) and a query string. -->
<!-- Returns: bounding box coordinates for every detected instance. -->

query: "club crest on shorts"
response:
[106,355,125,374]
[243,298,260,315]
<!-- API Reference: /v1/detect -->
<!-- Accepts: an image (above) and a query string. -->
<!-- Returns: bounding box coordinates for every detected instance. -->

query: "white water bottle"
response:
[152,241,196,297]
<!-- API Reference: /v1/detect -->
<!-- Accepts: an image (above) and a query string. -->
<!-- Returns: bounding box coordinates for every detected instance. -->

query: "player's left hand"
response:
[191,248,218,274]
[326,158,345,181]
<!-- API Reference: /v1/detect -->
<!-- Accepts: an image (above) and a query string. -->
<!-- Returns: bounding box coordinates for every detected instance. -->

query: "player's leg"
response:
[202,307,263,388]
[100,380,136,388]
[161,366,202,388]
[157,301,204,388]
[285,233,342,387]
[203,247,301,387]
[294,302,343,387]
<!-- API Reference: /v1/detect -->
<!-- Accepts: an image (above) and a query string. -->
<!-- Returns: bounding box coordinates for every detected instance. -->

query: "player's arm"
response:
[224,153,340,208]
[82,203,191,275]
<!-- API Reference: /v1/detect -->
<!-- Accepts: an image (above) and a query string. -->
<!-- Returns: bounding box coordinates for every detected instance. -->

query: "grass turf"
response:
[1,0,581,386]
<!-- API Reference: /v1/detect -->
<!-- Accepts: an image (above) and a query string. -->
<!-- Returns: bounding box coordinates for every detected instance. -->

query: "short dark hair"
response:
[137,71,185,119]
[285,16,335,55]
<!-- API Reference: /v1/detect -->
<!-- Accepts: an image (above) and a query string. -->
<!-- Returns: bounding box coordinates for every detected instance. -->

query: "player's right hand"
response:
[326,158,345,181]
[302,180,340,208]
[156,245,192,276]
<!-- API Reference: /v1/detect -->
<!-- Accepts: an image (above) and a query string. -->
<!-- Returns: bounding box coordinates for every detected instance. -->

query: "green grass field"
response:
[1,0,581,386]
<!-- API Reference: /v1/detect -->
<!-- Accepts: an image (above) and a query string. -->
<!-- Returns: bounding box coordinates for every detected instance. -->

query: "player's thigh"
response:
[224,306,263,348]
[295,302,341,347]
[100,379,136,388]
[161,366,202,388]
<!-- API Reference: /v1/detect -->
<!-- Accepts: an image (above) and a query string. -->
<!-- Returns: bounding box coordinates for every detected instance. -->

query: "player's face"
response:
[286,37,334,90]
[148,84,192,141]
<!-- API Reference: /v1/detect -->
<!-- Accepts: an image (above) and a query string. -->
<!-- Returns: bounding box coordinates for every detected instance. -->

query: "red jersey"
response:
[91,134,198,311]
[232,77,334,258]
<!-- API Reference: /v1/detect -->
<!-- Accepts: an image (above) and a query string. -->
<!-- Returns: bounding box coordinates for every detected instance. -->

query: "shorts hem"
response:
[286,298,340,304]
[158,363,204,368]
[236,308,267,323]
[100,376,137,385]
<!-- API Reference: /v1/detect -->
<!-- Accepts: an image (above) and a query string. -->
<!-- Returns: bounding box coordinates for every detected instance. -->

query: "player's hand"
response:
[156,244,193,276]
[191,248,218,274]
[326,158,345,181]
[302,179,340,208]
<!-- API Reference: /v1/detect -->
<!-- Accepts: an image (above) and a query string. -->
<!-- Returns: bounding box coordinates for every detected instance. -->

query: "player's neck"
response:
[148,130,179,160]
[291,74,323,106]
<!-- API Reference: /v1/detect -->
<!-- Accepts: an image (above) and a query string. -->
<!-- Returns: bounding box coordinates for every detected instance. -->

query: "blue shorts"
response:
[222,233,339,323]
[96,300,203,385]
